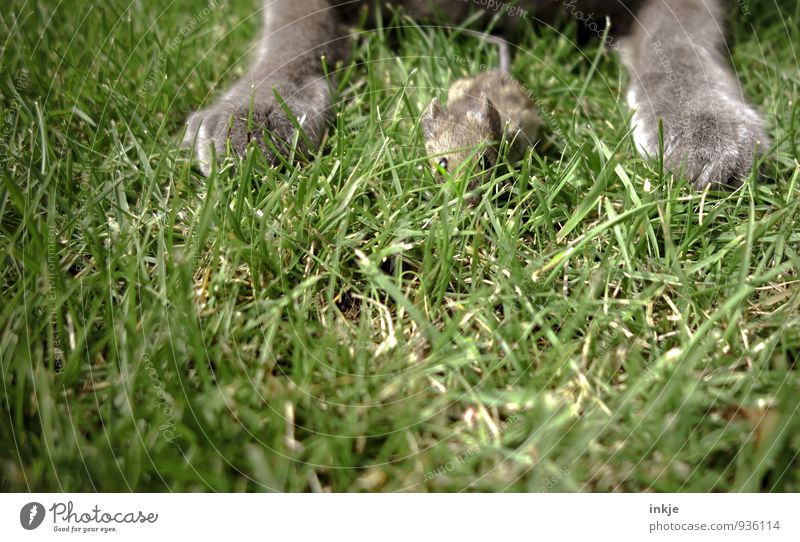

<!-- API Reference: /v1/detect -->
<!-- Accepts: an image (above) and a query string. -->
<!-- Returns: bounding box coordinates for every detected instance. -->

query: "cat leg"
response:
[620,0,769,188]
[182,0,349,175]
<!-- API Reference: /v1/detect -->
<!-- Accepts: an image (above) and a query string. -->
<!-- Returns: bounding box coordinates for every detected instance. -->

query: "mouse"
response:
[420,32,542,187]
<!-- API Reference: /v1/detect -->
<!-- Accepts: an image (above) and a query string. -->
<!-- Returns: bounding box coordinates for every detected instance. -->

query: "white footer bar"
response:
[2,493,797,540]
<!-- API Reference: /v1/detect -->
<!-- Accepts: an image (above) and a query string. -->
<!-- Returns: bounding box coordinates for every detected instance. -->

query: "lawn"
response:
[1,0,799,492]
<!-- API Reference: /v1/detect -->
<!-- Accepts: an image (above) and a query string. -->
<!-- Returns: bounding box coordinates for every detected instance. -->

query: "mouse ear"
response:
[421,97,445,139]
[468,94,501,136]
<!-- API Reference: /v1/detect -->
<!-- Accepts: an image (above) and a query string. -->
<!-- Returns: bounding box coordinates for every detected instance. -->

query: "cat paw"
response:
[182,79,331,175]
[629,90,770,189]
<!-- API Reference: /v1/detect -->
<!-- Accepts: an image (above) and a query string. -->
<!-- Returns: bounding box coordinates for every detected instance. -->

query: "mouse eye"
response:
[437,158,449,171]
[480,155,492,170]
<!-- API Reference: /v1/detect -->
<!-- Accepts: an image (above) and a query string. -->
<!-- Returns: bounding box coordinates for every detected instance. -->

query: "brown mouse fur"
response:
[420,67,541,188]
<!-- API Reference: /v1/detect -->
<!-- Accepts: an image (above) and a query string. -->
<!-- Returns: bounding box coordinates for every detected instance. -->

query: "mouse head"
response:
[420,95,501,185]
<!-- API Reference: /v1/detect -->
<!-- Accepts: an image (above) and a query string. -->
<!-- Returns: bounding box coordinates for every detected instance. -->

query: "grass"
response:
[1,0,799,492]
